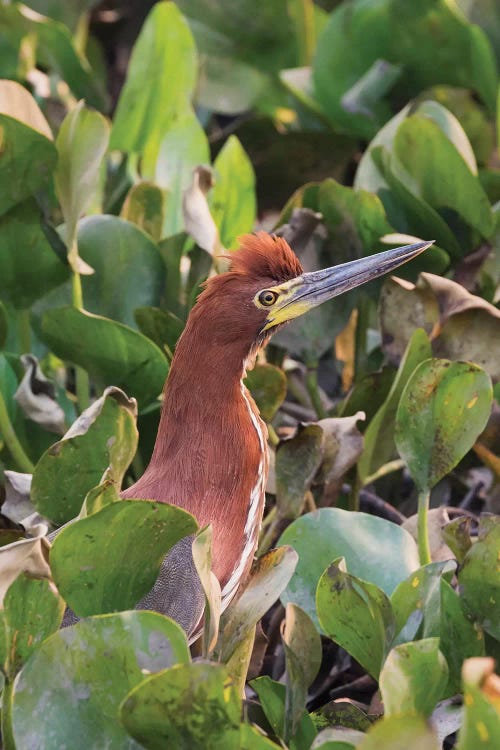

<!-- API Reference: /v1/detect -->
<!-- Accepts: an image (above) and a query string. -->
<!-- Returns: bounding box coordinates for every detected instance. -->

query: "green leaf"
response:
[395,359,493,492]
[458,517,500,641]
[316,559,395,679]
[358,328,431,483]
[275,424,324,520]
[0,300,7,349]
[279,508,419,627]
[393,115,494,239]
[244,364,287,423]
[134,307,184,358]
[0,200,70,309]
[22,1,100,32]
[457,658,500,750]
[0,79,53,139]
[50,500,197,616]
[252,676,317,750]
[380,639,448,717]
[31,387,138,524]
[211,135,256,249]
[0,114,57,217]
[240,723,282,749]
[121,662,240,750]
[311,727,364,749]
[11,611,190,750]
[54,101,110,272]
[40,306,169,409]
[120,182,165,242]
[216,546,298,663]
[192,525,221,656]
[357,714,440,750]
[0,574,64,680]
[110,2,197,155]
[282,603,322,740]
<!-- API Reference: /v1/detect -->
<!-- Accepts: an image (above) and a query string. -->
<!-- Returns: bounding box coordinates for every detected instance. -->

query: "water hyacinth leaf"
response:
[0,114,57,217]
[211,136,256,249]
[40,307,168,409]
[458,517,500,640]
[379,639,448,718]
[0,574,64,679]
[312,701,372,734]
[121,662,240,750]
[110,2,197,155]
[21,0,100,31]
[251,676,317,750]
[120,182,165,242]
[244,364,287,423]
[50,500,197,616]
[217,546,298,663]
[11,611,190,750]
[1,471,36,528]
[55,101,110,273]
[279,508,419,627]
[134,307,184,357]
[0,79,52,139]
[442,516,472,564]
[240,723,282,749]
[358,328,431,483]
[14,354,66,434]
[457,658,500,750]
[192,525,221,655]
[316,412,365,491]
[390,561,455,644]
[338,365,395,423]
[31,387,138,524]
[311,727,365,749]
[316,559,395,679]
[0,201,70,309]
[275,424,324,520]
[0,300,7,349]
[395,359,493,492]
[0,524,51,605]
[439,579,485,696]
[282,603,322,739]
[224,624,256,699]
[357,715,440,750]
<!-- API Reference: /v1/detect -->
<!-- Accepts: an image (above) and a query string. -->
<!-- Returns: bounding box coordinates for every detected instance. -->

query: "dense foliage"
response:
[0,1,500,748]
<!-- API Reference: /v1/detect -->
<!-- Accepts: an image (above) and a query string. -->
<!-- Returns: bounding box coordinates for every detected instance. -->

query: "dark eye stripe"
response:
[259,290,278,306]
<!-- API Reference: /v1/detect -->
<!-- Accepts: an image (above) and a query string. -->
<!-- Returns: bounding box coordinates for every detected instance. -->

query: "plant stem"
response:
[267,424,280,447]
[258,515,281,556]
[17,309,31,353]
[305,365,326,420]
[348,473,361,512]
[289,0,315,66]
[72,272,90,413]
[0,390,35,473]
[362,459,405,487]
[417,488,432,565]
[354,295,370,382]
[1,679,16,750]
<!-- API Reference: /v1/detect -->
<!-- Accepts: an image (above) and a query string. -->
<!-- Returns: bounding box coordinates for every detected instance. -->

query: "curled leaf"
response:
[182,166,220,255]
[14,354,66,434]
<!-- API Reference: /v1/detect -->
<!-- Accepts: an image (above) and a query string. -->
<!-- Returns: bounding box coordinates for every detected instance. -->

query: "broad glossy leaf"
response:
[217,546,298,663]
[395,359,493,491]
[11,611,190,750]
[0,574,64,679]
[120,182,165,242]
[31,387,138,524]
[211,135,256,249]
[40,307,168,408]
[358,328,431,482]
[380,639,448,717]
[282,603,322,738]
[251,676,317,750]
[0,200,69,309]
[110,2,197,155]
[134,307,184,357]
[0,300,7,349]
[0,79,52,139]
[244,364,287,423]
[50,500,197,616]
[275,424,324,520]
[393,115,494,238]
[317,560,395,678]
[279,508,419,627]
[121,662,240,750]
[357,715,440,750]
[0,524,51,605]
[458,517,500,640]
[22,1,100,31]
[192,525,221,655]
[457,658,500,750]
[240,723,282,749]
[55,101,109,272]
[442,516,472,564]
[313,0,496,138]
[0,115,57,217]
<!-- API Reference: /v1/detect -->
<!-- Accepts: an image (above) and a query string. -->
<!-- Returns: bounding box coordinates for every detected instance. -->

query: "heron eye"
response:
[258,290,279,306]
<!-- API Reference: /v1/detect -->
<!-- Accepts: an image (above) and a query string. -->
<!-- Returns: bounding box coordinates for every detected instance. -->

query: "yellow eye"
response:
[258,290,279,306]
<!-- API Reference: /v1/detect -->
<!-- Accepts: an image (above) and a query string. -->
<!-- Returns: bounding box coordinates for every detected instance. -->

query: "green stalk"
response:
[289,0,316,66]
[354,295,370,382]
[349,473,361,513]
[305,364,326,419]
[0,390,35,473]
[1,679,16,750]
[72,271,90,413]
[17,309,31,353]
[417,488,432,565]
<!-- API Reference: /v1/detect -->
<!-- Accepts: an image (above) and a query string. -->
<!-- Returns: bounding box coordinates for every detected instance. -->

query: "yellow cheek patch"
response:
[262,299,313,331]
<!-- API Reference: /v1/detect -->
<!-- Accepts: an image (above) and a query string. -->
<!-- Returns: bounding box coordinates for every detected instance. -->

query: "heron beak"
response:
[262,240,434,331]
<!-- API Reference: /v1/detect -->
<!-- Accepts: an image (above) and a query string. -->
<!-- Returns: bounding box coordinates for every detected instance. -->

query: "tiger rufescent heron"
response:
[121,232,432,640]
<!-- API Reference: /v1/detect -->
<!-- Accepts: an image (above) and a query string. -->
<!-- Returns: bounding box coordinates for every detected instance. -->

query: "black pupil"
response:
[261,291,276,305]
